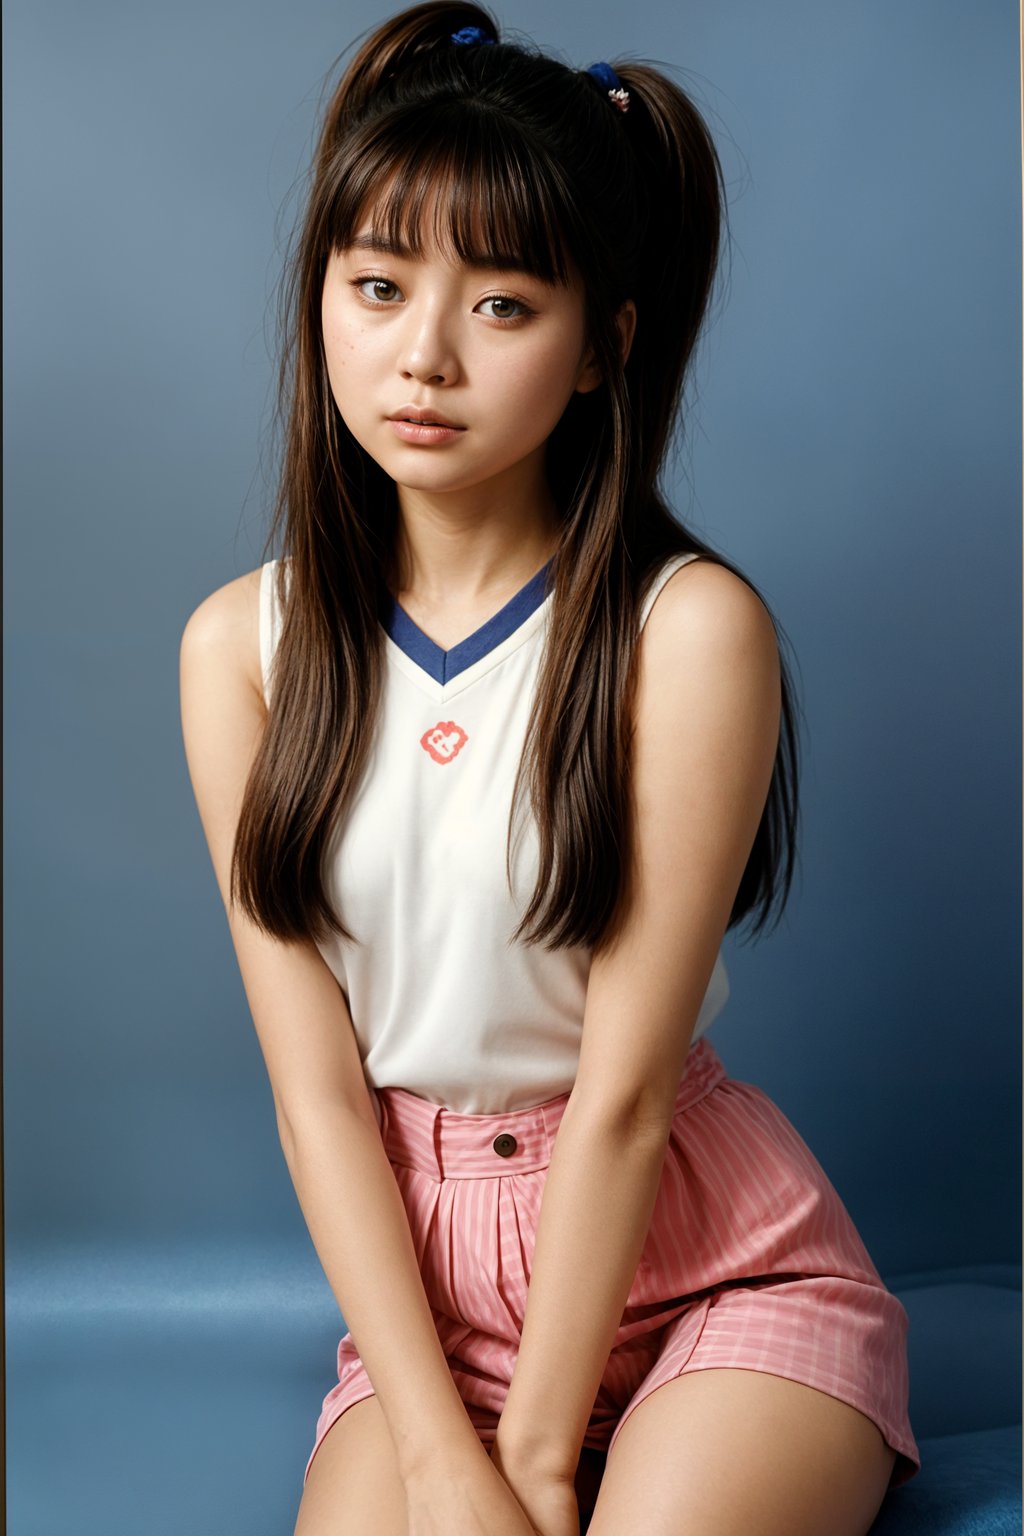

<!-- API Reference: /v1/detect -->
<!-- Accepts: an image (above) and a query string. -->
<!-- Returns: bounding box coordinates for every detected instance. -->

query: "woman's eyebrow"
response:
[347,232,410,256]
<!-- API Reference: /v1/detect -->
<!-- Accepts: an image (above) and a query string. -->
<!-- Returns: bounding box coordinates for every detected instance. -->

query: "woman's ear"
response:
[616,299,638,367]
[574,299,638,394]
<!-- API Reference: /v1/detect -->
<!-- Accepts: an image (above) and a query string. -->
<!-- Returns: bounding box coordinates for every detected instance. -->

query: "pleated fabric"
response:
[304,1037,921,1490]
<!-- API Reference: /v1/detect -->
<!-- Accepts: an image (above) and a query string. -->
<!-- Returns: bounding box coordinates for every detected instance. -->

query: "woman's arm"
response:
[179,572,485,1481]
[493,560,783,1481]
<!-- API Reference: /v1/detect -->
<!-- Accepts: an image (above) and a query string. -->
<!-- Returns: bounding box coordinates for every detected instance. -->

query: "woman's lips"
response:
[388,419,466,444]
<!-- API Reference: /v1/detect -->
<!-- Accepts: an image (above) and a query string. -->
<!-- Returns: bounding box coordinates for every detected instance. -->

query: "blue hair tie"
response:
[586,60,630,113]
[450,25,496,45]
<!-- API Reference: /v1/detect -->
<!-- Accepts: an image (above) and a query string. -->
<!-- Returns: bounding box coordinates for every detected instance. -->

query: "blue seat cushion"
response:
[870,1424,1021,1535]
[889,1266,1021,1440]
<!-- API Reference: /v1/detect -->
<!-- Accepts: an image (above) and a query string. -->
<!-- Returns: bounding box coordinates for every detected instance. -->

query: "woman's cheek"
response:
[506,355,581,430]
[323,325,371,411]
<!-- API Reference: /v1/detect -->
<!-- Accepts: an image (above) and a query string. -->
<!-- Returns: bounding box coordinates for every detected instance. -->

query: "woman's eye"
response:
[353,276,401,304]
[479,294,529,323]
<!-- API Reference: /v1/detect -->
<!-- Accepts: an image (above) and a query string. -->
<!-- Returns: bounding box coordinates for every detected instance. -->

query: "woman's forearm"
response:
[282,1106,484,1480]
[494,1100,671,1477]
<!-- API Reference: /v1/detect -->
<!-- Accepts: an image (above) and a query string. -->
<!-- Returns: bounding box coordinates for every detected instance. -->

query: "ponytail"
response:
[609,59,727,485]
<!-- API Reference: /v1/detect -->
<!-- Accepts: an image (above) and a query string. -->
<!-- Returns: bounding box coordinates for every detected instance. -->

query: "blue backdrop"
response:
[4,1,1020,1526]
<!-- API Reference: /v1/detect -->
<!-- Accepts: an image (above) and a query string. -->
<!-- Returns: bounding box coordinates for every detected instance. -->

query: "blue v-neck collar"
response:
[381,557,555,685]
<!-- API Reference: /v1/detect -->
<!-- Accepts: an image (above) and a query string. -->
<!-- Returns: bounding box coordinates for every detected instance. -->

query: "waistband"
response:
[376,1035,728,1181]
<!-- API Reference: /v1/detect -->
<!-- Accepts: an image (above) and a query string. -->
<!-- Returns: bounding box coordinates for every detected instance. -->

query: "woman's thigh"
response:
[587,1366,896,1536]
[293,1395,408,1536]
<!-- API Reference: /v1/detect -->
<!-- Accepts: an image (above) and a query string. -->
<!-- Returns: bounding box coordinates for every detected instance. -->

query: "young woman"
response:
[180,5,920,1533]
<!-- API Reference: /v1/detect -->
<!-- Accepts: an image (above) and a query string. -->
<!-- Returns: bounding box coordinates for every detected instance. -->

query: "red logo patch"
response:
[421,720,468,764]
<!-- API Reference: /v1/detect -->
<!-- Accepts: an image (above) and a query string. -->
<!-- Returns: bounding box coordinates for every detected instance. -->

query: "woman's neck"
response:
[388,483,561,610]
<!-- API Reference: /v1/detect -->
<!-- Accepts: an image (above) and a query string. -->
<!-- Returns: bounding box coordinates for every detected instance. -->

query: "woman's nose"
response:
[397,306,460,385]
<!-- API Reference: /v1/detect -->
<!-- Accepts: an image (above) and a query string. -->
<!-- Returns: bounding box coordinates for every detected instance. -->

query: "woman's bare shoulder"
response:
[639,556,781,713]
[652,556,776,649]
[180,565,265,707]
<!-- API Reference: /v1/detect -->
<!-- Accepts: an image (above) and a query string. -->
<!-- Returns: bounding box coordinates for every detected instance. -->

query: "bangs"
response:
[325,107,576,285]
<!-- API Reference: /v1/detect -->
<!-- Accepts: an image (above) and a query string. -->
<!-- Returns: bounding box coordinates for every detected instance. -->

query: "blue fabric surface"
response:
[870,1426,1021,1536]
[6,1249,1021,1535]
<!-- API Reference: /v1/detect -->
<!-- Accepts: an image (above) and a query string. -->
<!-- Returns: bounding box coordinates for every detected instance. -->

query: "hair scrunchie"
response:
[450,25,496,45]
[585,60,630,113]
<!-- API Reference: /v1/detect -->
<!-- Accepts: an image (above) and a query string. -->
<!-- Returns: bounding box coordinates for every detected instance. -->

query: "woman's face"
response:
[320,216,631,502]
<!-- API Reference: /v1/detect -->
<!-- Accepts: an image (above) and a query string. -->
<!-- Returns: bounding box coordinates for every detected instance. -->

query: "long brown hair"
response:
[233,0,802,953]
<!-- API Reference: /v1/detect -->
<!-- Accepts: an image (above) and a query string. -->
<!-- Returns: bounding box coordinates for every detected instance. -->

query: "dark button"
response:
[492,1133,517,1158]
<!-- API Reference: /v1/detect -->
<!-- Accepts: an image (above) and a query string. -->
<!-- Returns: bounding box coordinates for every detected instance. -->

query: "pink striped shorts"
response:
[304,1037,921,1490]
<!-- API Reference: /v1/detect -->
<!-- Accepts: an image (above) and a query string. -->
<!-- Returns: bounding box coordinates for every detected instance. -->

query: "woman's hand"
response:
[402,1448,541,1536]
[489,1441,581,1536]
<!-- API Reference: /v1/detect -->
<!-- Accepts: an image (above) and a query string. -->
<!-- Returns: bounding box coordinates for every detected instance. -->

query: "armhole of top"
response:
[638,552,701,633]
[258,558,281,709]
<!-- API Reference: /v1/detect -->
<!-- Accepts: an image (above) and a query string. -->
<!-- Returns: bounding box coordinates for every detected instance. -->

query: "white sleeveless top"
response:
[259,551,730,1115]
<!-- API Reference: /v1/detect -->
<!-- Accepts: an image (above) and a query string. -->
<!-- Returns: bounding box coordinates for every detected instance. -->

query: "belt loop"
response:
[431,1107,445,1180]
